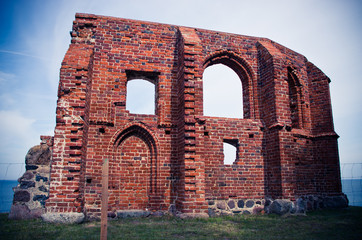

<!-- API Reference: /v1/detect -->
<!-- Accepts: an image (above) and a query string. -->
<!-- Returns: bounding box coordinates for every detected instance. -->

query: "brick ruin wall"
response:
[11,13,347,221]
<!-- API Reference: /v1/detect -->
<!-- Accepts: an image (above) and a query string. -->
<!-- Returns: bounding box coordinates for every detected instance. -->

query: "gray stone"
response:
[228,200,235,209]
[36,175,48,182]
[220,211,230,216]
[108,212,117,218]
[20,171,34,181]
[8,204,31,220]
[295,198,306,214]
[9,204,44,219]
[290,202,296,214]
[243,210,251,215]
[232,210,242,214]
[14,191,30,202]
[177,212,209,218]
[116,210,151,218]
[152,211,164,217]
[33,195,49,206]
[264,199,272,207]
[25,165,38,171]
[246,200,254,208]
[168,204,176,215]
[41,212,85,224]
[38,186,48,192]
[237,200,244,208]
[37,166,50,173]
[208,208,217,217]
[20,181,35,189]
[269,199,293,215]
[216,201,227,210]
[208,200,214,205]
[25,145,51,165]
[30,208,44,218]
[324,195,348,208]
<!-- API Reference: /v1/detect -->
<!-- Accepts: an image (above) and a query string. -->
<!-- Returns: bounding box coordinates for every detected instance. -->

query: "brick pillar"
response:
[307,62,342,195]
[257,40,297,199]
[46,15,95,213]
[176,27,208,216]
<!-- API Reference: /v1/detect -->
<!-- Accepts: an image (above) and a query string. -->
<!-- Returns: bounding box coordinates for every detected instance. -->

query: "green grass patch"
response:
[1,207,361,239]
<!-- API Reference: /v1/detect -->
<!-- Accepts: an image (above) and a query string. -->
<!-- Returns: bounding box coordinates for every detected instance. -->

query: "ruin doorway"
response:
[108,135,151,211]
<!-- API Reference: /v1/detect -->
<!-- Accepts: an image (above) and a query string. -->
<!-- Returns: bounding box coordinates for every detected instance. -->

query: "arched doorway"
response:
[108,125,157,211]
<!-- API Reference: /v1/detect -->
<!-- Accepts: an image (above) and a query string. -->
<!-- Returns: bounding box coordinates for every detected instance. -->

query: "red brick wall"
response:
[46,13,343,218]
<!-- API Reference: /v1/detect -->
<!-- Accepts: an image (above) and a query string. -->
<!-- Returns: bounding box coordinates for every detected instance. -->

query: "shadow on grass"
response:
[0,207,361,240]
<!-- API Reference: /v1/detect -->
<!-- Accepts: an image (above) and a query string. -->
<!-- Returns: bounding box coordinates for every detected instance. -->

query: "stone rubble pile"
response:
[8,141,52,220]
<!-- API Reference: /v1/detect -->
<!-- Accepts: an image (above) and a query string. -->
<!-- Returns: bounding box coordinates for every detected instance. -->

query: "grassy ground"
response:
[1,207,361,240]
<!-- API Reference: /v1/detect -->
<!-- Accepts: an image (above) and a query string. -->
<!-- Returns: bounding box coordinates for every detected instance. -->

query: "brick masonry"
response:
[42,13,344,219]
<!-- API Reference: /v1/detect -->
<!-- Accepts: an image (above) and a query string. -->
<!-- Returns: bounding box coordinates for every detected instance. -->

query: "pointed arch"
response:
[203,64,243,118]
[113,125,157,157]
[107,123,159,211]
[287,66,303,129]
[203,50,257,119]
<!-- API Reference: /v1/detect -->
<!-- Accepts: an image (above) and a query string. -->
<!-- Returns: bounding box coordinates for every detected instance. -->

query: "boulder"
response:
[208,208,217,217]
[13,191,30,202]
[237,200,244,208]
[295,198,306,214]
[216,201,227,210]
[324,195,348,208]
[25,145,51,165]
[41,212,85,224]
[245,200,254,208]
[8,205,31,220]
[116,210,151,218]
[228,200,235,209]
[168,204,177,215]
[8,204,44,219]
[177,212,209,218]
[268,199,293,215]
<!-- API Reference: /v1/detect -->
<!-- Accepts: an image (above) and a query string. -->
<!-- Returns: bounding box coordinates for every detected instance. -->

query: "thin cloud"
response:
[0,71,15,83]
[0,110,37,146]
[0,50,46,60]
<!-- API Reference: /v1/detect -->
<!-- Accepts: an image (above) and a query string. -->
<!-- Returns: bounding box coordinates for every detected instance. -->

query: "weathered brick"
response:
[44,13,343,219]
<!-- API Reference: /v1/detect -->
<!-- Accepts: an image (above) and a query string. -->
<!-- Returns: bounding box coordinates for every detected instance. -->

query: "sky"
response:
[0,0,361,180]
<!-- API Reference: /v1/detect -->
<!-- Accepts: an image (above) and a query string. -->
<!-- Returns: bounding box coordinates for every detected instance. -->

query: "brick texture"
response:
[45,13,343,219]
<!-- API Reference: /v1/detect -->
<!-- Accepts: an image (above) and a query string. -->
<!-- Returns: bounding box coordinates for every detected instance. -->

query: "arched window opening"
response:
[223,139,238,165]
[203,64,243,118]
[126,79,155,114]
[287,67,302,129]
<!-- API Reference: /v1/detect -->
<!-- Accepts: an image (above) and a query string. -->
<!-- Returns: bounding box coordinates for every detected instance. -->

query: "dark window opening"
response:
[287,67,302,129]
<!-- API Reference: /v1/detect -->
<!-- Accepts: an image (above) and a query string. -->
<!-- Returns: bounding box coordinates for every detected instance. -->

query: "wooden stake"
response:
[100,158,109,240]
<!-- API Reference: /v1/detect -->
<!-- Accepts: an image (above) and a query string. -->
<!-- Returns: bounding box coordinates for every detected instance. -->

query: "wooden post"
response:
[101,158,109,240]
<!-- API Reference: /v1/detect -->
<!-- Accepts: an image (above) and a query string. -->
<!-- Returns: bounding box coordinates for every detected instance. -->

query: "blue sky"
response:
[0,0,361,179]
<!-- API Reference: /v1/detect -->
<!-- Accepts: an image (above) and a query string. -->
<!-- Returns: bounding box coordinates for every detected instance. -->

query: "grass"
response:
[1,207,361,240]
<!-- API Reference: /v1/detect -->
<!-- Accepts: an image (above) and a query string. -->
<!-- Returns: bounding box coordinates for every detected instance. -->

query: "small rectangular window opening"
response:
[125,70,160,115]
[223,139,238,165]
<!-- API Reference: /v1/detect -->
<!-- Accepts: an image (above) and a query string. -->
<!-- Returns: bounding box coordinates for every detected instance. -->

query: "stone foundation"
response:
[8,137,52,220]
[265,195,348,215]
[207,195,348,217]
[208,199,265,216]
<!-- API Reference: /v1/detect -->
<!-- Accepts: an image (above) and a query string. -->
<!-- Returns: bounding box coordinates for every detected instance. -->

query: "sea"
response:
[0,180,18,213]
[0,179,361,213]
